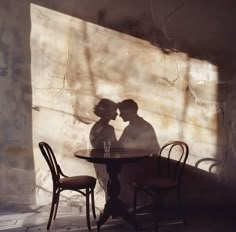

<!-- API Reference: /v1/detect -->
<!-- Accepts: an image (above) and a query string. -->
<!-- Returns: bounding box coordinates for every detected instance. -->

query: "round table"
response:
[74,148,152,231]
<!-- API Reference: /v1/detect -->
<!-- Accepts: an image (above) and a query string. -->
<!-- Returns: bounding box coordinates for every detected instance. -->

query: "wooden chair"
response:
[39,142,96,230]
[133,141,189,230]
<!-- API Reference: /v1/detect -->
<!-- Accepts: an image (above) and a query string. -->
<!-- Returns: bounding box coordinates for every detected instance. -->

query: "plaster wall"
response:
[1,0,236,207]
[0,1,34,203]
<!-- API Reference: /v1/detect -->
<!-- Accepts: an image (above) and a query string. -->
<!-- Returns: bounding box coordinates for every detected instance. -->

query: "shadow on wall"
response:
[89,98,160,205]
[0,1,34,203]
[31,0,236,205]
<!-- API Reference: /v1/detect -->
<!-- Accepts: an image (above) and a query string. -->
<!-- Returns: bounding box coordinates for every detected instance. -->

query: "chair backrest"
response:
[157,141,189,184]
[39,142,61,186]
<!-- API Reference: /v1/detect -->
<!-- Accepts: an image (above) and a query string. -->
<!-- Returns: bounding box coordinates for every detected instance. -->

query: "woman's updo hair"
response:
[94,98,117,117]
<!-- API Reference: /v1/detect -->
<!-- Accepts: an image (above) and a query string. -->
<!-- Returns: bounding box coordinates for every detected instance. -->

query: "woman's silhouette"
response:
[90,98,118,149]
[89,98,118,195]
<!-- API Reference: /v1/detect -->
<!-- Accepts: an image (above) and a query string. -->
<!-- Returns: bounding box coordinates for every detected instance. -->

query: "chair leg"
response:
[133,187,137,216]
[154,222,159,232]
[86,188,91,231]
[53,191,60,220]
[47,189,57,230]
[91,188,96,219]
[152,192,161,232]
[177,187,185,223]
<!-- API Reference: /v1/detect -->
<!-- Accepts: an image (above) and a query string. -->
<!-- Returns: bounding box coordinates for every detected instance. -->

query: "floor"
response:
[0,202,235,232]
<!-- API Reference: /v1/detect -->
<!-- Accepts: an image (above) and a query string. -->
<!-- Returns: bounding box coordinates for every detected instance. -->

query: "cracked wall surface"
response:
[0,0,236,207]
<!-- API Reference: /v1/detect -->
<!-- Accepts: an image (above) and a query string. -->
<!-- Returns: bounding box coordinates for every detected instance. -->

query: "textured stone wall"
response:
[0,1,34,204]
[0,0,236,207]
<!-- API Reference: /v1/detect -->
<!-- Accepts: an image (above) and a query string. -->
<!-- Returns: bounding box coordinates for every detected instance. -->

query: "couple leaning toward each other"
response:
[90,98,160,152]
[90,98,160,206]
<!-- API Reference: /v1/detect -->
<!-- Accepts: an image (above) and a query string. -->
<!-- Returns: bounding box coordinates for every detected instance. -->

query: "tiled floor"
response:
[0,203,235,232]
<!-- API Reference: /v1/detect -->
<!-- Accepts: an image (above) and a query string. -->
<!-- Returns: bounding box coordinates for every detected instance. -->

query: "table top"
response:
[74,148,153,164]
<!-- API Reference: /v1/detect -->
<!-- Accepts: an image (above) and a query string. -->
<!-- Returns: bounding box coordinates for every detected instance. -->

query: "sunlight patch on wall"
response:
[30,2,219,182]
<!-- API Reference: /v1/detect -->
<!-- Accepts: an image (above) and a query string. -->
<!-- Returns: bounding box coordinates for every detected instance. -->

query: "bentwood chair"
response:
[133,141,189,230]
[39,142,96,230]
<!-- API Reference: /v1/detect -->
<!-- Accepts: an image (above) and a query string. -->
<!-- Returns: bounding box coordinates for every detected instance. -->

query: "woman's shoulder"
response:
[91,122,114,134]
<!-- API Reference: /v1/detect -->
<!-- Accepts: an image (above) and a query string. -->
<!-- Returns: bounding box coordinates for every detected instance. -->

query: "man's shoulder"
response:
[138,117,154,129]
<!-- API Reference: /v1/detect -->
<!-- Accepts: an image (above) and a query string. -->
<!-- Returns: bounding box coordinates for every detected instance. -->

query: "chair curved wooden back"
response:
[39,142,62,186]
[157,141,189,187]
[39,142,96,231]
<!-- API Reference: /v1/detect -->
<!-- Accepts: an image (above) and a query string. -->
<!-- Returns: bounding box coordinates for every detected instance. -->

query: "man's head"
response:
[118,99,138,122]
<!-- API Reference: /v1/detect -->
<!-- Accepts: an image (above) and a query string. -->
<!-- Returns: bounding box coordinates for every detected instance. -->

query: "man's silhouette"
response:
[117,99,160,207]
[118,99,160,152]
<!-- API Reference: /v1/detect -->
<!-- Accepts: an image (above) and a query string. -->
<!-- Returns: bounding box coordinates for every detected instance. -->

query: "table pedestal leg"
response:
[97,163,136,231]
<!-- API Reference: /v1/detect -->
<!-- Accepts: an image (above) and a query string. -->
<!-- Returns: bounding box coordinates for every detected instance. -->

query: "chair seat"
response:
[134,176,177,189]
[59,175,96,189]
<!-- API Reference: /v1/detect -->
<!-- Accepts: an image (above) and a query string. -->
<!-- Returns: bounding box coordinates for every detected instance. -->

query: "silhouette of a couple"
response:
[90,98,160,206]
[90,98,159,152]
